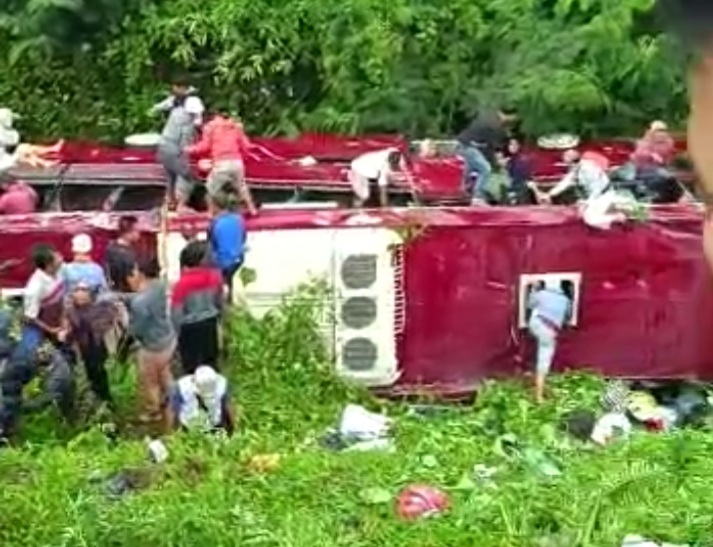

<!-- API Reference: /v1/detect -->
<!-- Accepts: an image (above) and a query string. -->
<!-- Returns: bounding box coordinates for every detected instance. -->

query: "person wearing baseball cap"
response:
[63,233,108,296]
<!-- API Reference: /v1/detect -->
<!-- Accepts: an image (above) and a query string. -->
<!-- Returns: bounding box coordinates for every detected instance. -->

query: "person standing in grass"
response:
[63,233,109,295]
[171,240,224,374]
[105,215,141,362]
[526,279,572,403]
[20,244,68,355]
[125,258,176,425]
[169,365,237,435]
[66,281,117,410]
[207,192,246,305]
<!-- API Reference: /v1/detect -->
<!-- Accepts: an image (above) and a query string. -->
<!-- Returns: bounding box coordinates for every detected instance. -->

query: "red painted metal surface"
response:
[0,204,709,388]
[26,133,689,202]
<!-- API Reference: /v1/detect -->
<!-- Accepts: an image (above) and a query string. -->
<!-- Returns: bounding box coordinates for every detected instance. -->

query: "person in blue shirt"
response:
[207,192,246,304]
[63,233,109,296]
[526,279,573,403]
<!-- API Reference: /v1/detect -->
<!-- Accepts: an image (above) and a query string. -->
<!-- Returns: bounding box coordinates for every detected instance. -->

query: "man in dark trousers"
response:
[455,106,518,204]
[104,215,141,362]
[656,0,713,271]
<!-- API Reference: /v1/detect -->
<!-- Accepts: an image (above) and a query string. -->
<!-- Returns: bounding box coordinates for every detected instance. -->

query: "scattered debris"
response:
[360,486,391,505]
[560,409,597,442]
[494,434,561,477]
[147,438,169,463]
[320,404,393,452]
[247,454,281,473]
[590,412,631,446]
[621,534,689,547]
[90,467,156,500]
[395,484,450,521]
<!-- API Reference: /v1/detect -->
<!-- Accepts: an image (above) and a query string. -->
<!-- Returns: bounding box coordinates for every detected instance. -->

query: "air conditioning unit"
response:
[333,228,402,387]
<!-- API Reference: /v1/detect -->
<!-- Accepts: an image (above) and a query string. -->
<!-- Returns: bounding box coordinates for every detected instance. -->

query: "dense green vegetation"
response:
[0,0,688,141]
[1,289,712,546]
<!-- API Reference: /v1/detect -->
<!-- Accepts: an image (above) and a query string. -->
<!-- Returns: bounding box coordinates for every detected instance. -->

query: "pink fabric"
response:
[0,183,37,214]
[186,116,249,162]
[632,130,675,168]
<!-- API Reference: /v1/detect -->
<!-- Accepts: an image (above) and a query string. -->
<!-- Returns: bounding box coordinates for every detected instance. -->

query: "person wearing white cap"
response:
[62,233,108,296]
[526,279,573,403]
[169,365,236,434]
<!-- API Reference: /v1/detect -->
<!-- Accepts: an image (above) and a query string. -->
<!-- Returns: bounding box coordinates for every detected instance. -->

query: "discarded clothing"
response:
[590,412,631,445]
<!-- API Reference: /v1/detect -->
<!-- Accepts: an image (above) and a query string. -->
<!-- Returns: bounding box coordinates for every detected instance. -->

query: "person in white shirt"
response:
[0,108,62,175]
[348,147,408,207]
[531,149,628,229]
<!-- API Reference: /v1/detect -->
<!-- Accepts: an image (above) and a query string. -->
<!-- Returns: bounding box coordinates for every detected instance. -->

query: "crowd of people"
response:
[0,189,246,442]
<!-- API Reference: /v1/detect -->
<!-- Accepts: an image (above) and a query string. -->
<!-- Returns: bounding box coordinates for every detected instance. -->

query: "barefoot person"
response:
[185,105,258,215]
[656,0,713,269]
[527,280,572,403]
[151,78,205,211]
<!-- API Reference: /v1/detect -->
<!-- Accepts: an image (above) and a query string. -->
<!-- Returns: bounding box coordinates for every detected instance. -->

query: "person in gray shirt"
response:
[125,258,176,426]
[151,78,205,212]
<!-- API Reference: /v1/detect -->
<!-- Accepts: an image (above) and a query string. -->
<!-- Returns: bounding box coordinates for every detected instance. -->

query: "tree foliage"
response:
[0,0,688,140]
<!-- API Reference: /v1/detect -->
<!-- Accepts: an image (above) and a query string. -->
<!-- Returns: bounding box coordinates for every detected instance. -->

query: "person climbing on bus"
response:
[185,104,258,215]
[348,147,411,207]
[502,138,533,205]
[526,279,573,404]
[171,240,224,375]
[152,77,205,212]
[169,365,237,435]
[454,106,518,204]
[208,192,246,304]
[531,149,629,228]
[0,179,38,215]
[632,120,676,176]
[0,107,63,174]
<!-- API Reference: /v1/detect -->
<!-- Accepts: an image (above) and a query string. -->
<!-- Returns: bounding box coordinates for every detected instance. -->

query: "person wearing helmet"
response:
[169,365,236,434]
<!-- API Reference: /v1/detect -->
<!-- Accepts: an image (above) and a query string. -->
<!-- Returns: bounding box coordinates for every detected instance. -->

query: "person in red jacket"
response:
[186,105,257,215]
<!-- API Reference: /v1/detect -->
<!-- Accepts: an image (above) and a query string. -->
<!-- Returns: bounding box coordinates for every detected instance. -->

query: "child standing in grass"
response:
[125,258,176,425]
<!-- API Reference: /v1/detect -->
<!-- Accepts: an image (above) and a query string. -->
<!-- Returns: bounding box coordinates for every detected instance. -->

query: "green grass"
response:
[1,287,711,546]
